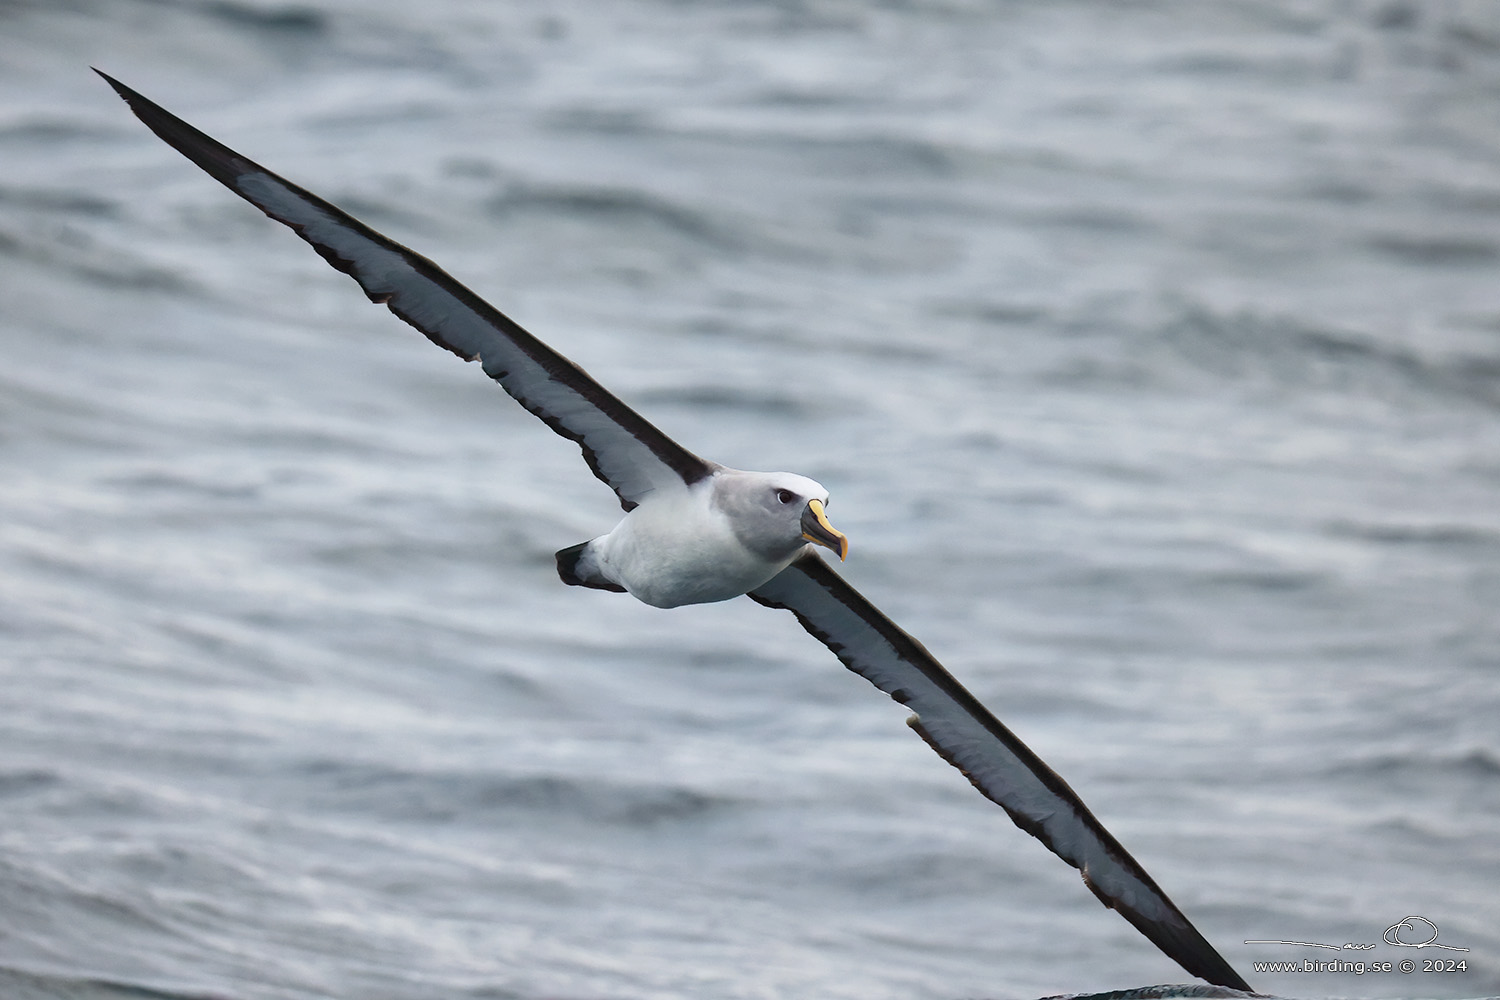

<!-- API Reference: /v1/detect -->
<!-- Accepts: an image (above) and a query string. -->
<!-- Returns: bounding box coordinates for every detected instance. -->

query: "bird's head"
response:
[713,470,848,563]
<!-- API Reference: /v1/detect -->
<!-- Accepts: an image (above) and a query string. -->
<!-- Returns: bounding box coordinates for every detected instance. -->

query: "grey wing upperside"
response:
[748,553,1251,992]
[98,71,712,511]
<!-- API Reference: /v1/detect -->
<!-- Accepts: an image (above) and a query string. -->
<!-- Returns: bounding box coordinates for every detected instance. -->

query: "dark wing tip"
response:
[1110,905,1253,993]
[96,70,259,193]
[96,69,163,122]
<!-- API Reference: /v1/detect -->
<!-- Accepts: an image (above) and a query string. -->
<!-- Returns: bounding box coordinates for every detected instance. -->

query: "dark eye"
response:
[775,489,795,505]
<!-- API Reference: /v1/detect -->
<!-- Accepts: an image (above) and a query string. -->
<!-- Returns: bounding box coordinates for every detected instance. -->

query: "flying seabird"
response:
[98,72,1251,993]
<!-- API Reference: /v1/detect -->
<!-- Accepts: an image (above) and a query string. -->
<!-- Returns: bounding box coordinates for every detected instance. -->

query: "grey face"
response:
[712,470,843,562]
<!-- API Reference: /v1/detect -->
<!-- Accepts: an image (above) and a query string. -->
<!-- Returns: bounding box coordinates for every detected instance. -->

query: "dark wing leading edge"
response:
[97,72,711,511]
[749,553,1252,992]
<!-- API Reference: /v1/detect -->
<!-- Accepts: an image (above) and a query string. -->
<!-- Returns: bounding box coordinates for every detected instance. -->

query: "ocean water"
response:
[3,1,1499,998]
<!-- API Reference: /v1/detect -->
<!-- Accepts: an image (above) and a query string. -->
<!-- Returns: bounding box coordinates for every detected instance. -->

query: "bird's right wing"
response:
[748,553,1251,992]
[98,71,712,511]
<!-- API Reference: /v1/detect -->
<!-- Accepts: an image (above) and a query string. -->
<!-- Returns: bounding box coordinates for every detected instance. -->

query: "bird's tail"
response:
[555,541,627,593]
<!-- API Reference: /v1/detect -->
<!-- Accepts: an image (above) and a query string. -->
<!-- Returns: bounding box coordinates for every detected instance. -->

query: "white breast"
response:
[591,481,801,609]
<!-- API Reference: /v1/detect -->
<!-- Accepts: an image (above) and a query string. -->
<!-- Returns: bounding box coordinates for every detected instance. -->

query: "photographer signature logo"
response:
[1246,915,1470,953]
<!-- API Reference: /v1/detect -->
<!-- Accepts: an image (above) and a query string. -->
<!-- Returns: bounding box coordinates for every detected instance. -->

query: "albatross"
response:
[98,71,1250,993]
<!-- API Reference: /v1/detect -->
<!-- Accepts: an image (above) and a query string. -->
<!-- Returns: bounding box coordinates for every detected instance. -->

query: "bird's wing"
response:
[748,553,1251,992]
[97,71,712,511]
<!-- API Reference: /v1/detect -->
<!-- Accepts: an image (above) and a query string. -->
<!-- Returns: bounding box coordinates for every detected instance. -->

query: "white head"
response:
[711,470,848,563]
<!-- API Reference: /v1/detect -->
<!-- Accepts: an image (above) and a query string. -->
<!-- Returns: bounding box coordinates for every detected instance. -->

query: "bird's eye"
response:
[775,489,795,505]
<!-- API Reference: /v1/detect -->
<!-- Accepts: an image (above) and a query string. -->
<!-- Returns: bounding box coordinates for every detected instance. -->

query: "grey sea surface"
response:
[3,1,1500,998]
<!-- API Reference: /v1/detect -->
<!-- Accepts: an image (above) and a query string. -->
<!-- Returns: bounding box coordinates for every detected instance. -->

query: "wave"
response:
[1327,746,1500,783]
[0,966,233,1000]
[287,756,740,827]
[485,182,743,254]
[1148,305,1500,410]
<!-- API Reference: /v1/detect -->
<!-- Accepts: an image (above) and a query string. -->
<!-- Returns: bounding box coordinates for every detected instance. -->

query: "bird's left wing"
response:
[97,72,712,510]
[748,553,1251,992]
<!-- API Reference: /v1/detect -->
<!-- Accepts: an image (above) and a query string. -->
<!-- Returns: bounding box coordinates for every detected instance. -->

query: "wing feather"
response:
[98,71,711,510]
[749,554,1251,992]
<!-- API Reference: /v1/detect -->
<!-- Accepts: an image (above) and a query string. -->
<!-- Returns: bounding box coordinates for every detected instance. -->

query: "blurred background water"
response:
[3,1,1500,998]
